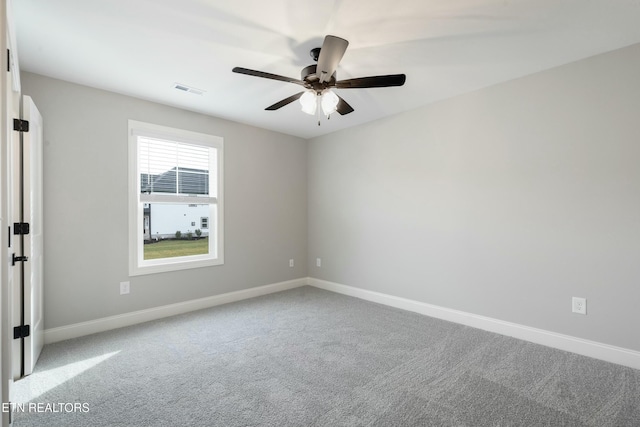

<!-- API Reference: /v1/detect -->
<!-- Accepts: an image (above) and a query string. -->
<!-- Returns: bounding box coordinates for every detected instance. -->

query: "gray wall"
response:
[21,42,640,352]
[21,72,308,329]
[308,43,640,352]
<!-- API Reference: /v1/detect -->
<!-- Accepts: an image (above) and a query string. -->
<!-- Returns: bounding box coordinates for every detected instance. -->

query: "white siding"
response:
[149,204,209,238]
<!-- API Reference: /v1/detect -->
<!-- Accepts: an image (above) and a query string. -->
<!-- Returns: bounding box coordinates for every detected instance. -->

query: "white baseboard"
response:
[44,278,308,344]
[44,276,640,370]
[308,277,640,370]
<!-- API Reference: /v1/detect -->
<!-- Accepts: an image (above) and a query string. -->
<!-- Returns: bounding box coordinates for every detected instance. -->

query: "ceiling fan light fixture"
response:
[300,90,317,115]
[321,90,339,115]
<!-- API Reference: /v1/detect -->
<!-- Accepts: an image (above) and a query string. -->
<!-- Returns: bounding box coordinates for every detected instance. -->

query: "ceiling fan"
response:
[232,35,406,122]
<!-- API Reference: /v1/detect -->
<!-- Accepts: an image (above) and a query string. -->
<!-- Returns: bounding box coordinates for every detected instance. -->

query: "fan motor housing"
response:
[301,64,336,90]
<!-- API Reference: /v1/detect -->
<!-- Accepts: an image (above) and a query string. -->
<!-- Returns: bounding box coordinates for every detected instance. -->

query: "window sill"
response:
[129,257,224,276]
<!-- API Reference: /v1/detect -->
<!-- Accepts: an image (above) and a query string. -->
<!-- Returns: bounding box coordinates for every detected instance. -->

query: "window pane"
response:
[143,203,209,260]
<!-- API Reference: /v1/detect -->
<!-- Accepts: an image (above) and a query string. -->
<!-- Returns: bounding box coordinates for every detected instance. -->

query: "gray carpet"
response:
[12,286,640,426]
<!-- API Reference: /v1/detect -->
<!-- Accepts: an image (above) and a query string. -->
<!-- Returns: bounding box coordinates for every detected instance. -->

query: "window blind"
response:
[139,137,212,197]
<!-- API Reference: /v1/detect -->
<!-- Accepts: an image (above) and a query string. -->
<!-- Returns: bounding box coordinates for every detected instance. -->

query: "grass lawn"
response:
[144,238,208,260]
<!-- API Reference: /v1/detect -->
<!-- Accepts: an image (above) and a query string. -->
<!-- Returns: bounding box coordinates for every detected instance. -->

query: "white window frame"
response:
[128,120,224,276]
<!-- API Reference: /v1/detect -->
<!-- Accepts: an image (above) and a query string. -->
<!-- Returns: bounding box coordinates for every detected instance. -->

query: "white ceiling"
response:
[12,0,640,139]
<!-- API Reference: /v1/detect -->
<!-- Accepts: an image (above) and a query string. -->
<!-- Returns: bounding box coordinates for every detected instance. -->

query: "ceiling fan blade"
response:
[232,67,306,86]
[336,74,406,89]
[335,95,354,115]
[316,35,349,83]
[265,92,304,111]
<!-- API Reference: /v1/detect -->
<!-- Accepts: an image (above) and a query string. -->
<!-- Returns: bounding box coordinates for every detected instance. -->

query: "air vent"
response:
[173,83,205,96]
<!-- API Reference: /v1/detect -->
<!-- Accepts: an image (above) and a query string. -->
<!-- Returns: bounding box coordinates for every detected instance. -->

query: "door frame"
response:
[0,0,8,421]
[2,0,22,425]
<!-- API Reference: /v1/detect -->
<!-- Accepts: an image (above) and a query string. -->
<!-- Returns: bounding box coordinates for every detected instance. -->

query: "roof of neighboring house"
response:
[141,167,209,195]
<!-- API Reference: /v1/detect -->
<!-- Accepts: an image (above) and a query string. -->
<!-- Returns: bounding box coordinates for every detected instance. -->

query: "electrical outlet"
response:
[316,258,322,267]
[289,259,294,268]
[120,281,130,295]
[572,297,586,315]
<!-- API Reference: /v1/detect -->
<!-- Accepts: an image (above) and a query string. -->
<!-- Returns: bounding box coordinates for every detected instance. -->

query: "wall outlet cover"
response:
[572,297,586,315]
[120,281,130,295]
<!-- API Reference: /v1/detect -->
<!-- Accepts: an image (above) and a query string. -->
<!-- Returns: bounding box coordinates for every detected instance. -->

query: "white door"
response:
[22,95,44,375]
[11,95,44,378]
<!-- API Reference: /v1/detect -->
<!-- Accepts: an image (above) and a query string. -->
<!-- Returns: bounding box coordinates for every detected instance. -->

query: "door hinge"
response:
[7,49,10,72]
[13,325,30,339]
[13,118,29,132]
[12,254,28,266]
[13,222,30,235]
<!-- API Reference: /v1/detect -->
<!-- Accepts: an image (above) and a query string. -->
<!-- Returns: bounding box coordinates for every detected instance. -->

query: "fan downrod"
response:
[310,47,321,62]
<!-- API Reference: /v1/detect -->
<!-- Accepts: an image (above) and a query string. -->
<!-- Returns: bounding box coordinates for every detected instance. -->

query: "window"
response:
[201,217,209,229]
[128,120,223,275]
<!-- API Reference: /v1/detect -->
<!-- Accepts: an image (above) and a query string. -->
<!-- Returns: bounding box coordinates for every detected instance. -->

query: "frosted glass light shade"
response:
[321,90,339,115]
[299,91,317,115]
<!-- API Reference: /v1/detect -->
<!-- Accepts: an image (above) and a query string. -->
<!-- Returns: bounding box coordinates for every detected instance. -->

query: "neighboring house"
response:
[141,167,210,240]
